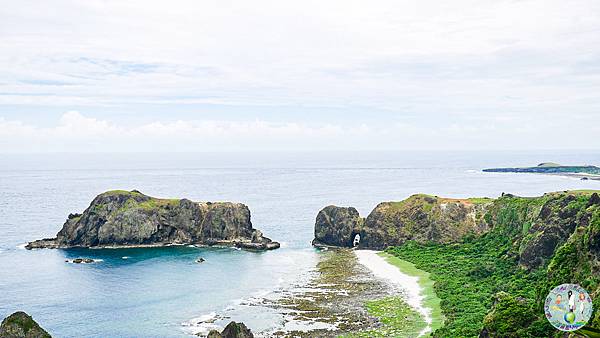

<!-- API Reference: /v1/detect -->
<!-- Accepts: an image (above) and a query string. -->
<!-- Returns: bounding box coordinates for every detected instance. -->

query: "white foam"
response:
[355,250,432,337]
[181,312,221,336]
[16,243,27,250]
[121,256,130,260]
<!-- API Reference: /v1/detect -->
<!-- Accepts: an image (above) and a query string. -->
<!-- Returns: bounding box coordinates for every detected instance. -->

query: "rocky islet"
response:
[26,190,280,251]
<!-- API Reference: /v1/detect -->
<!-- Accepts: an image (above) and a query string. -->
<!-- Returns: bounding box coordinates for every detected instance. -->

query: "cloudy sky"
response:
[1,0,599,152]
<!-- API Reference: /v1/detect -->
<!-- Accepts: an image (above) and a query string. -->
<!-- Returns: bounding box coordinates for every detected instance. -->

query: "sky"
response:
[1,0,599,152]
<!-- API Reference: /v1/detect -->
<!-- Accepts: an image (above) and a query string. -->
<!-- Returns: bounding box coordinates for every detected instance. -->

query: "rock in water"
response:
[205,321,254,338]
[0,311,52,338]
[26,190,279,251]
[312,206,364,247]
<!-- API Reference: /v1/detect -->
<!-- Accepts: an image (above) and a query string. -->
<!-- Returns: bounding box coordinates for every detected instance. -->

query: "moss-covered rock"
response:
[0,311,51,338]
[360,195,491,249]
[312,206,364,247]
[314,194,492,250]
[26,190,279,251]
[205,321,254,338]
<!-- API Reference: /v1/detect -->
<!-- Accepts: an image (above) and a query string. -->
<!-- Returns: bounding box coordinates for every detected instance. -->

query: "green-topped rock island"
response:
[484,162,600,180]
[26,190,280,251]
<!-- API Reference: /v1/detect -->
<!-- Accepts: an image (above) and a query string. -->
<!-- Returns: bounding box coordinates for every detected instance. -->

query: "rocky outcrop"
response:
[26,190,279,251]
[206,321,253,338]
[360,195,491,249]
[314,194,491,250]
[313,191,600,271]
[0,311,51,338]
[483,163,600,175]
[312,206,363,247]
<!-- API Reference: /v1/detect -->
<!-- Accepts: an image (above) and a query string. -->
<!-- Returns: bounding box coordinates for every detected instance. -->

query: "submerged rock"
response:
[205,321,254,338]
[26,190,279,251]
[0,311,51,338]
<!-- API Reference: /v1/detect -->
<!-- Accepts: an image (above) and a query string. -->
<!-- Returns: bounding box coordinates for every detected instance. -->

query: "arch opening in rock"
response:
[350,231,361,247]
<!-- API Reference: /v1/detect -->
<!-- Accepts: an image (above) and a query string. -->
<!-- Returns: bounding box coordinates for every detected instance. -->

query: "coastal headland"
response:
[313,190,600,337]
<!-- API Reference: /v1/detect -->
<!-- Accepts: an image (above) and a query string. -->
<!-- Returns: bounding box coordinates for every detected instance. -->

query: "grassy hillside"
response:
[386,191,600,337]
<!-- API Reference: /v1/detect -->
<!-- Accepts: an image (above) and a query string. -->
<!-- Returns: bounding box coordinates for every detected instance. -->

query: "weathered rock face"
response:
[26,190,279,250]
[206,321,254,338]
[312,206,364,247]
[517,192,600,269]
[359,195,491,249]
[313,195,491,250]
[313,191,600,272]
[0,311,51,338]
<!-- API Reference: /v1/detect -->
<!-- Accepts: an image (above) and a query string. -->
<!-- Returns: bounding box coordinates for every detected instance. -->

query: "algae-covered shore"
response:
[253,248,434,337]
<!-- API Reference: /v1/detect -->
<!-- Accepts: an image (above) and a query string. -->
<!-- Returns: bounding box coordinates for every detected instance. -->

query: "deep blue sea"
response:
[1,151,599,337]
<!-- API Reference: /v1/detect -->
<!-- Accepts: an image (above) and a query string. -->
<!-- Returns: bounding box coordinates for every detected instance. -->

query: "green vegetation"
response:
[137,197,180,210]
[101,189,143,196]
[385,191,600,337]
[483,164,600,175]
[379,252,444,332]
[386,235,547,337]
[0,312,51,338]
[466,197,494,205]
[341,297,426,338]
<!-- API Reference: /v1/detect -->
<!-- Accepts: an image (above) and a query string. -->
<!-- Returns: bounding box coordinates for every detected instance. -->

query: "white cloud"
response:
[0,0,599,150]
[0,112,597,152]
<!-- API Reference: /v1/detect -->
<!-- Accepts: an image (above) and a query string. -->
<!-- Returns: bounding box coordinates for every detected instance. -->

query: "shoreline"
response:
[186,248,427,337]
[355,250,443,337]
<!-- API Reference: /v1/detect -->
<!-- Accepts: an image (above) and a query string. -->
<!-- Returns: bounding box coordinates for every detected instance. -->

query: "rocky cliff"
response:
[314,191,600,337]
[26,190,279,250]
[314,194,492,250]
[0,312,51,338]
[313,191,600,269]
[207,321,254,338]
[312,205,363,247]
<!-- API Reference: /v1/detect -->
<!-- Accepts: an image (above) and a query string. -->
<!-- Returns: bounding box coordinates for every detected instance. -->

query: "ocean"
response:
[1,151,599,337]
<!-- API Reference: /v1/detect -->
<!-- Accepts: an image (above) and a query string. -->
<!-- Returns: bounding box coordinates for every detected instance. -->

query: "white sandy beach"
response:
[355,250,432,337]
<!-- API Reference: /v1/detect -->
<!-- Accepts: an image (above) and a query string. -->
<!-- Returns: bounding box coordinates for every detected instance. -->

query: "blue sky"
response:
[1,0,599,152]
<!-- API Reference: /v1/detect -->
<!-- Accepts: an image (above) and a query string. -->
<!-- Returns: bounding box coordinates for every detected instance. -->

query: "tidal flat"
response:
[251,248,428,337]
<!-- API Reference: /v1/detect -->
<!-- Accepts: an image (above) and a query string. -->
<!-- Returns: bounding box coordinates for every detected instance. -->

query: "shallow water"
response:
[1,151,599,337]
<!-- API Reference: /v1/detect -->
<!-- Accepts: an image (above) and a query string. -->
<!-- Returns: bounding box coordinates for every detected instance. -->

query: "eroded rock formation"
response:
[0,311,51,338]
[26,190,279,251]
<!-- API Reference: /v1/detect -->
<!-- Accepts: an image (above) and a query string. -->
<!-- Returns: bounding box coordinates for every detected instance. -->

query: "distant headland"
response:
[483,162,600,180]
[26,190,280,251]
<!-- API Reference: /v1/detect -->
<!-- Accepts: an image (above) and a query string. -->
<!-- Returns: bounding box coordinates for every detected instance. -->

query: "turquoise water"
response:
[1,151,599,337]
